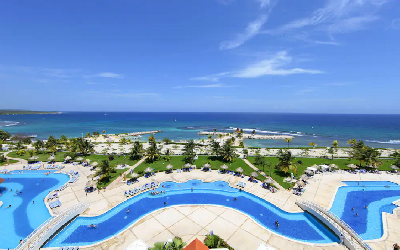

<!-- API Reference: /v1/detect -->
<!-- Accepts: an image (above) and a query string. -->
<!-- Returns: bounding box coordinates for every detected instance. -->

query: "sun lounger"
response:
[69,177,78,183]
[49,199,62,209]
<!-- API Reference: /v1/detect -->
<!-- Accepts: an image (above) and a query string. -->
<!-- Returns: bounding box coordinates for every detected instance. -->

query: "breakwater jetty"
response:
[198,131,293,140]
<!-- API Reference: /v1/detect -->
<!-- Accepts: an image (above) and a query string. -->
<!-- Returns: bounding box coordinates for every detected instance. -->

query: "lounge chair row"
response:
[45,165,64,170]
[0,169,8,174]
[49,199,62,209]
[24,165,41,170]
[58,247,79,250]
[55,184,68,192]
[124,182,159,197]
[48,192,59,201]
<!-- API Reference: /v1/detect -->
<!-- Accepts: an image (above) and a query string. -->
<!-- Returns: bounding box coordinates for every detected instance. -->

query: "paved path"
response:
[107,157,147,189]
[2,151,27,165]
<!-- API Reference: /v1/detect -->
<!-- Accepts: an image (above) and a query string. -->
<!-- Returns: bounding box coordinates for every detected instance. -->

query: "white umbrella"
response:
[235,167,243,173]
[65,156,72,161]
[220,164,228,169]
[390,165,399,170]
[86,180,95,187]
[29,156,39,160]
[145,167,153,173]
[329,164,339,169]
[76,157,84,161]
[347,164,357,169]
[296,181,305,187]
[131,173,139,178]
[184,163,192,168]
[48,155,55,161]
[85,159,91,162]
[264,177,274,184]
[300,174,309,180]
[304,170,314,176]
[251,172,258,177]
[203,163,211,169]
[166,164,173,169]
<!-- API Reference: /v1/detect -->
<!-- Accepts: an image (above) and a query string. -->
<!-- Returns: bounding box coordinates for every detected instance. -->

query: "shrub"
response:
[204,234,234,250]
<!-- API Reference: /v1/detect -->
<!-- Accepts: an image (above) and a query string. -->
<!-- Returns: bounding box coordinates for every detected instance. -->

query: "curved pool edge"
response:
[44,171,73,217]
[44,204,341,249]
[44,179,339,248]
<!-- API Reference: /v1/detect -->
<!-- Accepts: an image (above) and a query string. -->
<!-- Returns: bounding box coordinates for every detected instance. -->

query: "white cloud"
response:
[191,51,322,80]
[90,72,124,79]
[390,18,400,29]
[220,15,269,50]
[257,0,271,9]
[263,0,389,44]
[175,83,236,89]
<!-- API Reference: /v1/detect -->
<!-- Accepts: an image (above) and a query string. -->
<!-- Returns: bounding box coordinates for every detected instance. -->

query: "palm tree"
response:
[149,242,167,250]
[130,141,143,160]
[220,143,236,162]
[276,149,297,174]
[332,140,339,148]
[285,138,292,148]
[148,134,156,143]
[146,141,160,163]
[163,148,171,161]
[211,141,220,157]
[162,138,172,144]
[119,137,127,145]
[33,140,44,152]
[96,160,115,178]
[347,138,357,146]
[85,132,91,138]
[252,129,256,135]
[217,134,223,141]
[204,235,223,248]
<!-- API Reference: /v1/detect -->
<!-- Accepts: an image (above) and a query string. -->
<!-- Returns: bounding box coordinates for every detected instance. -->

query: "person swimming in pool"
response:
[127,209,129,213]
[352,207,355,211]
[275,221,279,227]
[88,224,97,228]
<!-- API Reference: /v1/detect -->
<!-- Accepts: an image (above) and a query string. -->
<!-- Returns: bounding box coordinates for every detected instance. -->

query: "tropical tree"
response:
[207,135,212,139]
[327,147,336,159]
[239,141,244,148]
[70,137,94,155]
[285,138,292,148]
[85,132,91,138]
[146,141,160,163]
[27,149,36,158]
[390,150,400,167]
[211,140,220,157]
[130,141,143,160]
[45,135,58,149]
[204,235,223,248]
[148,134,156,143]
[119,137,127,145]
[162,138,172,144]
[0,130,11,141]
[300,148,310,157]
[33,140,45,152]
[166,237,186,250]
[220,143,236,162]
[242,148,249,158]
[332,140,339,148]
[347,139,357,146]
[183,140,196,164]
[348,140,381,167]
[96,160,115,178]
[217,134,223,140]
[163,148,172,162]
[252,129,256,135]
[276,149,297,174]
[15,141,24,150]
[149,242,167,250]
[254,154,264,166]
[60,134,68,143]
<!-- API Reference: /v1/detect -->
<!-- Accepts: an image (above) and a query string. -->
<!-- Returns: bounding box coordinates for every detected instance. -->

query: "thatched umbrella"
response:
[65,156,72,161]
[85,180,95,187]
[85,159,91,162]
[29,156,39,160]
[300,174,309,180]
[311,164,318,168]
[184,163,192,168]
[203,163,211,168]
[145,167,153,173]
[131,173,139,178]
[76,157,84,162]
[367,164,379,169]
[251,172,258,177]
[264,177,274,184]
[87,174,94,180]
[347,164,357,169]
[91,162,98,167]
[48,155,55,161]
[329,164,339,169]
[390,165,399,170]
[235,167,243,173]
[220,164,229,170]
[296,181,305,187]
[166,164,173,170]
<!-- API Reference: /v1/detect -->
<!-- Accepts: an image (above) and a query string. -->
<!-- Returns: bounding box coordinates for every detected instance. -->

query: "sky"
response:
[1,0,400,114]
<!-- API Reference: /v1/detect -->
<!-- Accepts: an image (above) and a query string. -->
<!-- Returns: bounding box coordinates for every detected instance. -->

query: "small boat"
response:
[175,118,177,122]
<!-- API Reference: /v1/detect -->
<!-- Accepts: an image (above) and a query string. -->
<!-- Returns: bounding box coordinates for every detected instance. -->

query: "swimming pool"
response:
[46,180,338,247]
[0,171,70,249]
[330,181,400,240]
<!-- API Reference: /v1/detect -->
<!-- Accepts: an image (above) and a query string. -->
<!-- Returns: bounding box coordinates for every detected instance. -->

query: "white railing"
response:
[15,202,90,250]
[297,201,371,250]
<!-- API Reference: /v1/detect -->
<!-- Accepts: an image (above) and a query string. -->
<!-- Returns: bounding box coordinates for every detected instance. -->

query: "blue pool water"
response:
[330,181,400,240]
[46,180,339,247]
[0,171,70,249]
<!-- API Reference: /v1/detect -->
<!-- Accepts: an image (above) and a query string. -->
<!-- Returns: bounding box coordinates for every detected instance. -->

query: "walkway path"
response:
[2,151,27,165]
[107,157,147,189]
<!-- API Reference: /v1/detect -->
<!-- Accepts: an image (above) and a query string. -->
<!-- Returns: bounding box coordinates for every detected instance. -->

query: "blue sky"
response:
[1,0,400,113]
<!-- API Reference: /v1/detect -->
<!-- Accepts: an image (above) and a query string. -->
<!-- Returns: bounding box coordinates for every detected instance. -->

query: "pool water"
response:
[46,180,338,247]
[330,181,400,240]
[0,171,70,249]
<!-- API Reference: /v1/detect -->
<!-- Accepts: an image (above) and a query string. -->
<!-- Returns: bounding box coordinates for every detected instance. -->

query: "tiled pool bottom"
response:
[330,181,400,240]
[0,171,70,249]
[46,180,338,247]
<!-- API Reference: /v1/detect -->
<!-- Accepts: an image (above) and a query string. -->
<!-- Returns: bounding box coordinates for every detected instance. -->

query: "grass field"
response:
[247,156,395,189]
[132,156,266,181]
[0,159,18,166]
[7,151,139,167]
[97,168,128,189]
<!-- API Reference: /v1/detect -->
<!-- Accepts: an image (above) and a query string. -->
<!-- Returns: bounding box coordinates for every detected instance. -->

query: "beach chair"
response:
[134,188,139,194]
[124,191,129,197]
[69,177,78,183]
[129,190,134,196]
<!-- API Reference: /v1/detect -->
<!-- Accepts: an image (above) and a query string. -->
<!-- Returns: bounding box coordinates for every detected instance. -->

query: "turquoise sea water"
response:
[1,112,400,148]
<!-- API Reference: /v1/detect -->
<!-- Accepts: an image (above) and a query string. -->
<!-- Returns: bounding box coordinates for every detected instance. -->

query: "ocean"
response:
[1,112,400,149]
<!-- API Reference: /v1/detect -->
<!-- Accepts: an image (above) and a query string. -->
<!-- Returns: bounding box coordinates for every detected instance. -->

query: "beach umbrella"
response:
[304,170,314,176]
[184,163,192,168]
[235,167,243,173]
[131,173,139,178]
[311,164,318,168]
[29,156,39,160]
[329,164,339,169]
[251,172,258,177]
[264,177,274,184]
[145,167,153,173]
[347,164,357,169]
[91,162,98,167]
[220,164,229,170]
[86,180,95,187]
[390,165,399,170]
[76,157,84,161]
[65,156,72,161]
[296,181,305,187]
[85,159,91,162]
[166,164,173,170]
[300,174,309,180]
[203,163,211,169]
[367,164,378,169]
[48,155,55,161]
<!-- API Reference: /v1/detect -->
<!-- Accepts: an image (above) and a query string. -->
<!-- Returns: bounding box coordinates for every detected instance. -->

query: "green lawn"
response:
[132,156,266,181]
[7,151,139,167]
[97,168,128,189]
[247,156,395,189]
[0,159,18,166]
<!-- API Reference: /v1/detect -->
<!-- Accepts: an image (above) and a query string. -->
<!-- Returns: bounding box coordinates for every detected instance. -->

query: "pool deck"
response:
[2,162,400,250]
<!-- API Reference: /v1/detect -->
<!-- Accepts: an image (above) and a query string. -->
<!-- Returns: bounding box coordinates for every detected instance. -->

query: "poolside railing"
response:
[15,202,90,250]
[297,200,371,250]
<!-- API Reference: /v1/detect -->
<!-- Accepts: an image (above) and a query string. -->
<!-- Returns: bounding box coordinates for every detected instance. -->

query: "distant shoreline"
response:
[0,111,61,115]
